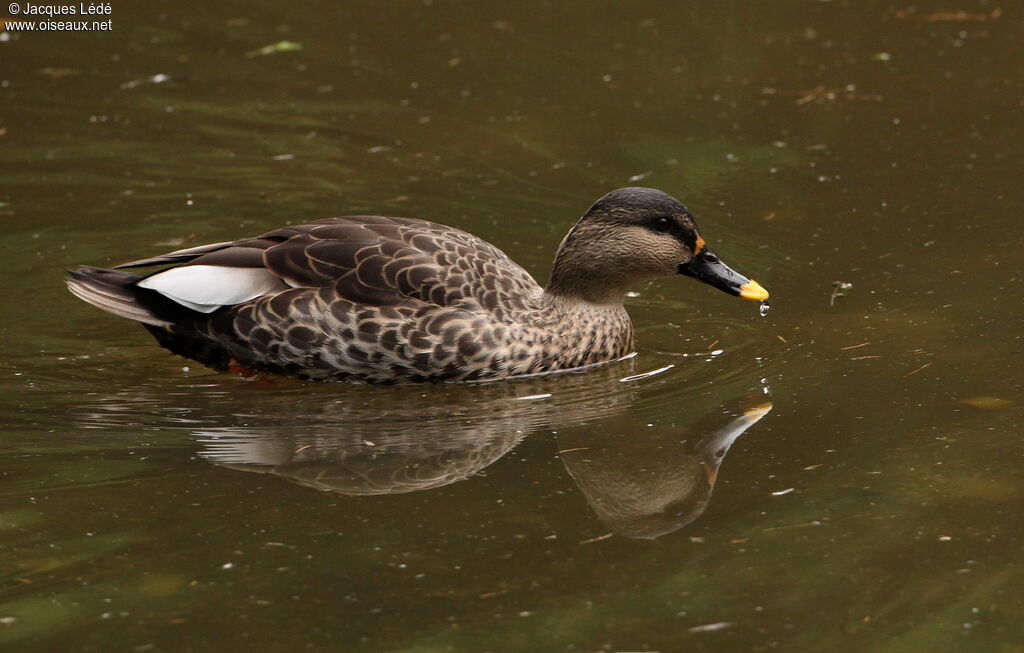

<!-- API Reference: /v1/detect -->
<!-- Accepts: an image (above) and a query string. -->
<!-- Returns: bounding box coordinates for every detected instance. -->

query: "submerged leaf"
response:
[246,41,304,58]
[960,396,1012,410]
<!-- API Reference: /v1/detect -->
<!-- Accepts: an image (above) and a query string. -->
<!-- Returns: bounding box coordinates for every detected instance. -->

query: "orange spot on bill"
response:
[703,462,718,485]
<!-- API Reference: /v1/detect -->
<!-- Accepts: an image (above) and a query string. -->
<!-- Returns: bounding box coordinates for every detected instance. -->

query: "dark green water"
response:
[2,1,1022,651]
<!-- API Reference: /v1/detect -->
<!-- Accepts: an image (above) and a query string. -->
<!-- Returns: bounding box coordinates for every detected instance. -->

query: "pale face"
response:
[547,187,768,303]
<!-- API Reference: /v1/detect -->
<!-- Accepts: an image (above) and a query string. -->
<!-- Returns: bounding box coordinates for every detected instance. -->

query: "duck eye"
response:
[653,217,672,233]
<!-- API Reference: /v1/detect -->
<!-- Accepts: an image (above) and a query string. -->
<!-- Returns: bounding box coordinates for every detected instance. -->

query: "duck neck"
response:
[544,277,628,305]
[540,248,635,362]
[539,288,626,313]
[535,288,634,367]
[544,252,630,305]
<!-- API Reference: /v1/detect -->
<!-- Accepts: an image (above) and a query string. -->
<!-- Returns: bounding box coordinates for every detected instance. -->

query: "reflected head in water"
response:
[67,188,768,383]
[557,399,772,539]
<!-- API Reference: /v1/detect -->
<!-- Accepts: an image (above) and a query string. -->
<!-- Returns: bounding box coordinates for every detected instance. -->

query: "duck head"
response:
[546,187,769,304]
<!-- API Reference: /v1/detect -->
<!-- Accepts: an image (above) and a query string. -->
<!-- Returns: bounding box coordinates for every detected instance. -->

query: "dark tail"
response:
[66,266,172,327]
[67,266,233,371]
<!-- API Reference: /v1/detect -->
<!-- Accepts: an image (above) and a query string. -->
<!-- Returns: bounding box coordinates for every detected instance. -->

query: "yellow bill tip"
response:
[738,279,769,301]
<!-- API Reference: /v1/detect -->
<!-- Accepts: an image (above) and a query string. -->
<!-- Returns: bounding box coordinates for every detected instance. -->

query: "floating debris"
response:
[771,488,795,496]
[120,73,174,90]
[960,396,1012,410]
[903,362,932,377]
[478,589,509,599]
[514,393,552,401]
[246,40,303,58]
[628,171,653,182]
[893,7,1002,22]
[38,67,79,79]
[759,299,770,317]
[771,84,882,105]
[689,622,734,633]
[762,520,821,532]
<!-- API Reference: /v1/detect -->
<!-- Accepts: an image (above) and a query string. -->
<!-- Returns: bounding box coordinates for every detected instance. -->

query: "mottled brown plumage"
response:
[66,187,768,383]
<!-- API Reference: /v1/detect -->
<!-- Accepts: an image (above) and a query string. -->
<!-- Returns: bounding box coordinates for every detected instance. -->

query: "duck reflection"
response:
[556,400,771,539]
[188,364,634,495]
[190,372,770,538]
[198,427,526,496]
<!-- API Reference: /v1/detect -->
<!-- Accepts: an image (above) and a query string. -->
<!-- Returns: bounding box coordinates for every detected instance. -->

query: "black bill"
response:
[678,250,769,301]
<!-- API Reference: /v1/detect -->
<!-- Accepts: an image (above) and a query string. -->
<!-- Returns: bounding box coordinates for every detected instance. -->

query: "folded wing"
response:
[118,216,539,314]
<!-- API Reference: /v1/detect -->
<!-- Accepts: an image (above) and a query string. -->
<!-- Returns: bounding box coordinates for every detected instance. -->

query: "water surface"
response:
[2,1,1022,651]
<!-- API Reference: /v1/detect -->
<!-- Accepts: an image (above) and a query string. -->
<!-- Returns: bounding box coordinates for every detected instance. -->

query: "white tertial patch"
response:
[137,265,286,312]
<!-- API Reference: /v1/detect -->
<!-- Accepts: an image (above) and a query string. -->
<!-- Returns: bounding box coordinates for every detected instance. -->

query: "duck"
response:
[66,187,768,384]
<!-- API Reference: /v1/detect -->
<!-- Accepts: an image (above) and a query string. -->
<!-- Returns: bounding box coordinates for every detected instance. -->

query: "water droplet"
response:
[759,300,770,317]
